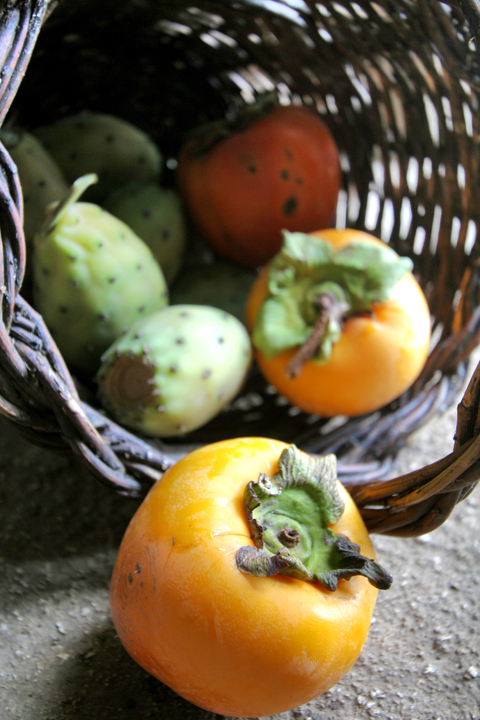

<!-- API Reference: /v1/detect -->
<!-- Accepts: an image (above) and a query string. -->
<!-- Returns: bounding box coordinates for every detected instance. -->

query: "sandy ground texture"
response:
[0,358,479,720]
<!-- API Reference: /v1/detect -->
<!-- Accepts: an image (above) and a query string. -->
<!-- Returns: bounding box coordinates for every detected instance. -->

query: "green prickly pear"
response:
[96,304,252,437]
[104,182,187,285]
[170,258,256,320]
[33,111,162,203]
[1,128,70,299]
[33,174,168,378]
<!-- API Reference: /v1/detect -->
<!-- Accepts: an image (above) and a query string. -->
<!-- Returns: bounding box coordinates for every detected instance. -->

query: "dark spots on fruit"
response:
[108,277,117,283]
[76,120,87,130]
[134,331,142,339]
[296,177,304,185]
[156,404,165,413]
[169,364,179,374]
[218,336,225,344]
[69,255,78,262]
[142,344,151,355]
[280,169,289,181]
[37,179,46,188]
[119,232,127,241]
[138,155,147,165]
[142,209,151,219]
[97,242,104,249]
[59,305,68,314]
[105,134,115,143]
[283,196,298,216]
[41,267,50,276]
[98,312,110,321]
[162,229,170,240]
[24,195,30,204]
[136,264,143,271]
[176,337,185,345]
[180,310,190,318]
[176,423,187,432]
[202,369,212,379]
[284,147,293,160]
[138,305,146,313]
[69,151,78,161]
[247,164,257,173]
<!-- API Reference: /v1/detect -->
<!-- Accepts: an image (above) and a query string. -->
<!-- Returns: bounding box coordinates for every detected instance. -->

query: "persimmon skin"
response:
[110,437,380,718]
[245,229,431,417]
[177,105,341,267]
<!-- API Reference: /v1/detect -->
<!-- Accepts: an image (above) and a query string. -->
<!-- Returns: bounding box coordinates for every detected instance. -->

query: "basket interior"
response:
[6,0,480,472]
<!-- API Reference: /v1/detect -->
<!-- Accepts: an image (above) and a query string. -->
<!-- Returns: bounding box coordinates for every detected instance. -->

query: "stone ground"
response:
[0,359,479,720]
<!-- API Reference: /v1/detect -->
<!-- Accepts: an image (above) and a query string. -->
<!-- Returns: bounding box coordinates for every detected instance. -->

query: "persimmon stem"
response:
[285,293,349,379]
[236,445,393,590]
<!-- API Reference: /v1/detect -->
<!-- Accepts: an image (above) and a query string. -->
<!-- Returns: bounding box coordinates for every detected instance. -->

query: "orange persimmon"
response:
[246,228,431,417]
[110,437,391,717]
[177,104,341,267]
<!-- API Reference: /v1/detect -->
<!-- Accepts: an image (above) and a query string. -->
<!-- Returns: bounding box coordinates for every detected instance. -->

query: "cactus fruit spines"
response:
[171,258,256,320]
[33,175,168,378]
[33,111,162,203]
[97,304,252,437]
[104,182,187,285]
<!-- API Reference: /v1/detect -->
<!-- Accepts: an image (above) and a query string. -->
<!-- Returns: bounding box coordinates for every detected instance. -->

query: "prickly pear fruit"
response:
[96,304,252,437]
[1,128,70,299]
[33,111,162,203]
[104,182,187,285]
[171,258,256,320]
[33,175,168,378]
[3,129,70,242]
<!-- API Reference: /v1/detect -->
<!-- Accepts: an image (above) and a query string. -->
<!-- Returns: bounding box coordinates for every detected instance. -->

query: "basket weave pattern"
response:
[1,0,480,534]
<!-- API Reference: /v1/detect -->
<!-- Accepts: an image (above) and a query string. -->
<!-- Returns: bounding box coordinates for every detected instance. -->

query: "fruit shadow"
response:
[44,623,228,720]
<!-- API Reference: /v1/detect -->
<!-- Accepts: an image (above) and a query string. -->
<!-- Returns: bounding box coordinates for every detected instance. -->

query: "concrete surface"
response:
[0,358,479,720]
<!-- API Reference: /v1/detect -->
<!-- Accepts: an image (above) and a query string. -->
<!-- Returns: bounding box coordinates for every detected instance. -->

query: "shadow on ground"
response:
[43,623,224,720]
[0,418,142,563]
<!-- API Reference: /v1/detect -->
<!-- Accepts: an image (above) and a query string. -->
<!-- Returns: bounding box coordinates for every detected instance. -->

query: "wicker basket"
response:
[1,0,480,536]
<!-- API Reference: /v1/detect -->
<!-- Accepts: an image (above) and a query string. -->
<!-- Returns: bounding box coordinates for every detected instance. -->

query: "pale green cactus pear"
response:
[171,258,256,320]
[33,111,162,203]
[1,128,70,299]
[104,182,187,285]
[96,304,252,437]
[33,175,168,378]
[2,129,70,243]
